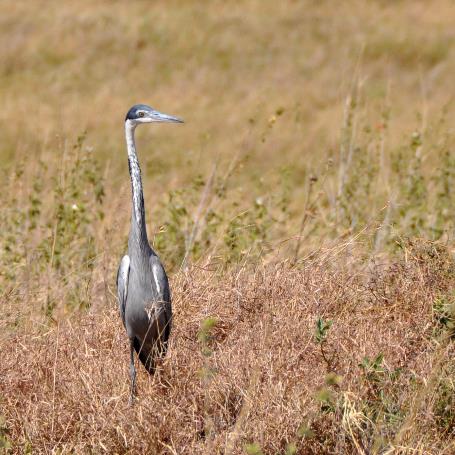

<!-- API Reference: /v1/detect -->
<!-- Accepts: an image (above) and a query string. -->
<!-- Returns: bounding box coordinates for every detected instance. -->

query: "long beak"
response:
[152,111,184,123]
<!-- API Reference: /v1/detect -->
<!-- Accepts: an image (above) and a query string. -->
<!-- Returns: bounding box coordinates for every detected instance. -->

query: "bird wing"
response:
[149,255,172,345]
[130,256,171,375]
[116,255,130,327]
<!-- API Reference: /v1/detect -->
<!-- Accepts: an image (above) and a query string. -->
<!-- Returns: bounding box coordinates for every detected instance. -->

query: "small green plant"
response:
[244,442,263,455]
[433,294,455,339]
[282,422,316,455]
[296,423,315,439]
[314,317,332,343]
[315,386,336,414]
[360,353,385,383]
[358,353,404,448]
[314,317,337,372]
[432,130,455,239]
[0,415,11,452]
[285,442,297,455]
[397,131,427,237]
[315,373,343,415]
[433,367,455,431]
[0,162,28,285]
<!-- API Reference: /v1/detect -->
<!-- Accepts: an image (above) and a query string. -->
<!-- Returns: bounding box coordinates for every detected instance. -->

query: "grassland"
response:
[1,1,455,453]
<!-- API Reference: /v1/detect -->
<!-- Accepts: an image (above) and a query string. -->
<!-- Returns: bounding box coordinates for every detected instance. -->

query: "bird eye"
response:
[138,111,145,118]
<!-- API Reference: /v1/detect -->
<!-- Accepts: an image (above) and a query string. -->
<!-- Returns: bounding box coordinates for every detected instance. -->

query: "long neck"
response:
[125,120,150,253]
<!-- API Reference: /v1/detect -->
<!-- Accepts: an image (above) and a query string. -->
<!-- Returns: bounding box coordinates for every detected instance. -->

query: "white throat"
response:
[124,120,143,225]
[125,119,137,156]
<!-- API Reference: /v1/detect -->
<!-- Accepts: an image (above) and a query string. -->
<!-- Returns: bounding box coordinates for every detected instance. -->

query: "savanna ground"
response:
[1,1,455,453]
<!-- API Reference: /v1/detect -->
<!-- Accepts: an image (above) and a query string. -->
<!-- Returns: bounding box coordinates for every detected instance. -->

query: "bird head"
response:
[125,104,183,127]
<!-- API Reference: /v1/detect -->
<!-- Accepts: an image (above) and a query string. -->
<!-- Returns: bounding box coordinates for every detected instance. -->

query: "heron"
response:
[116,104,183,403]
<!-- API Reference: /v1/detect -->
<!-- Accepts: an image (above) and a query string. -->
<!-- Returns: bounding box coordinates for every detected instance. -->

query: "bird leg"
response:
[129,338,137,405]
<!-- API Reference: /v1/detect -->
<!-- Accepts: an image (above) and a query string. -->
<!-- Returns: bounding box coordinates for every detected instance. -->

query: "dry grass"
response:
[1,1,455,454]
[1,241,454,453]
[1,1,454,178]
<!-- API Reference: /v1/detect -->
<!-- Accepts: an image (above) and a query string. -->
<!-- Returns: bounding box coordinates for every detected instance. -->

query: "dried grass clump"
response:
[1,242,455,454]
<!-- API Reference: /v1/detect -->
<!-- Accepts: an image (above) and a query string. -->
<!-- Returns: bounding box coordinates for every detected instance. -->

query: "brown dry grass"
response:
[1,1,455,454]
[2,241,454,454]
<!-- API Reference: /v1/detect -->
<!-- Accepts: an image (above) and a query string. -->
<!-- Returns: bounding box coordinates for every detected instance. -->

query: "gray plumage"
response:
[116,104,183,402]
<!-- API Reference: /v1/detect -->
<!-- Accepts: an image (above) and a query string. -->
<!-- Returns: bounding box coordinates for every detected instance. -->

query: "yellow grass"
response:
[1,1,455,453]
[2,246,455,453]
